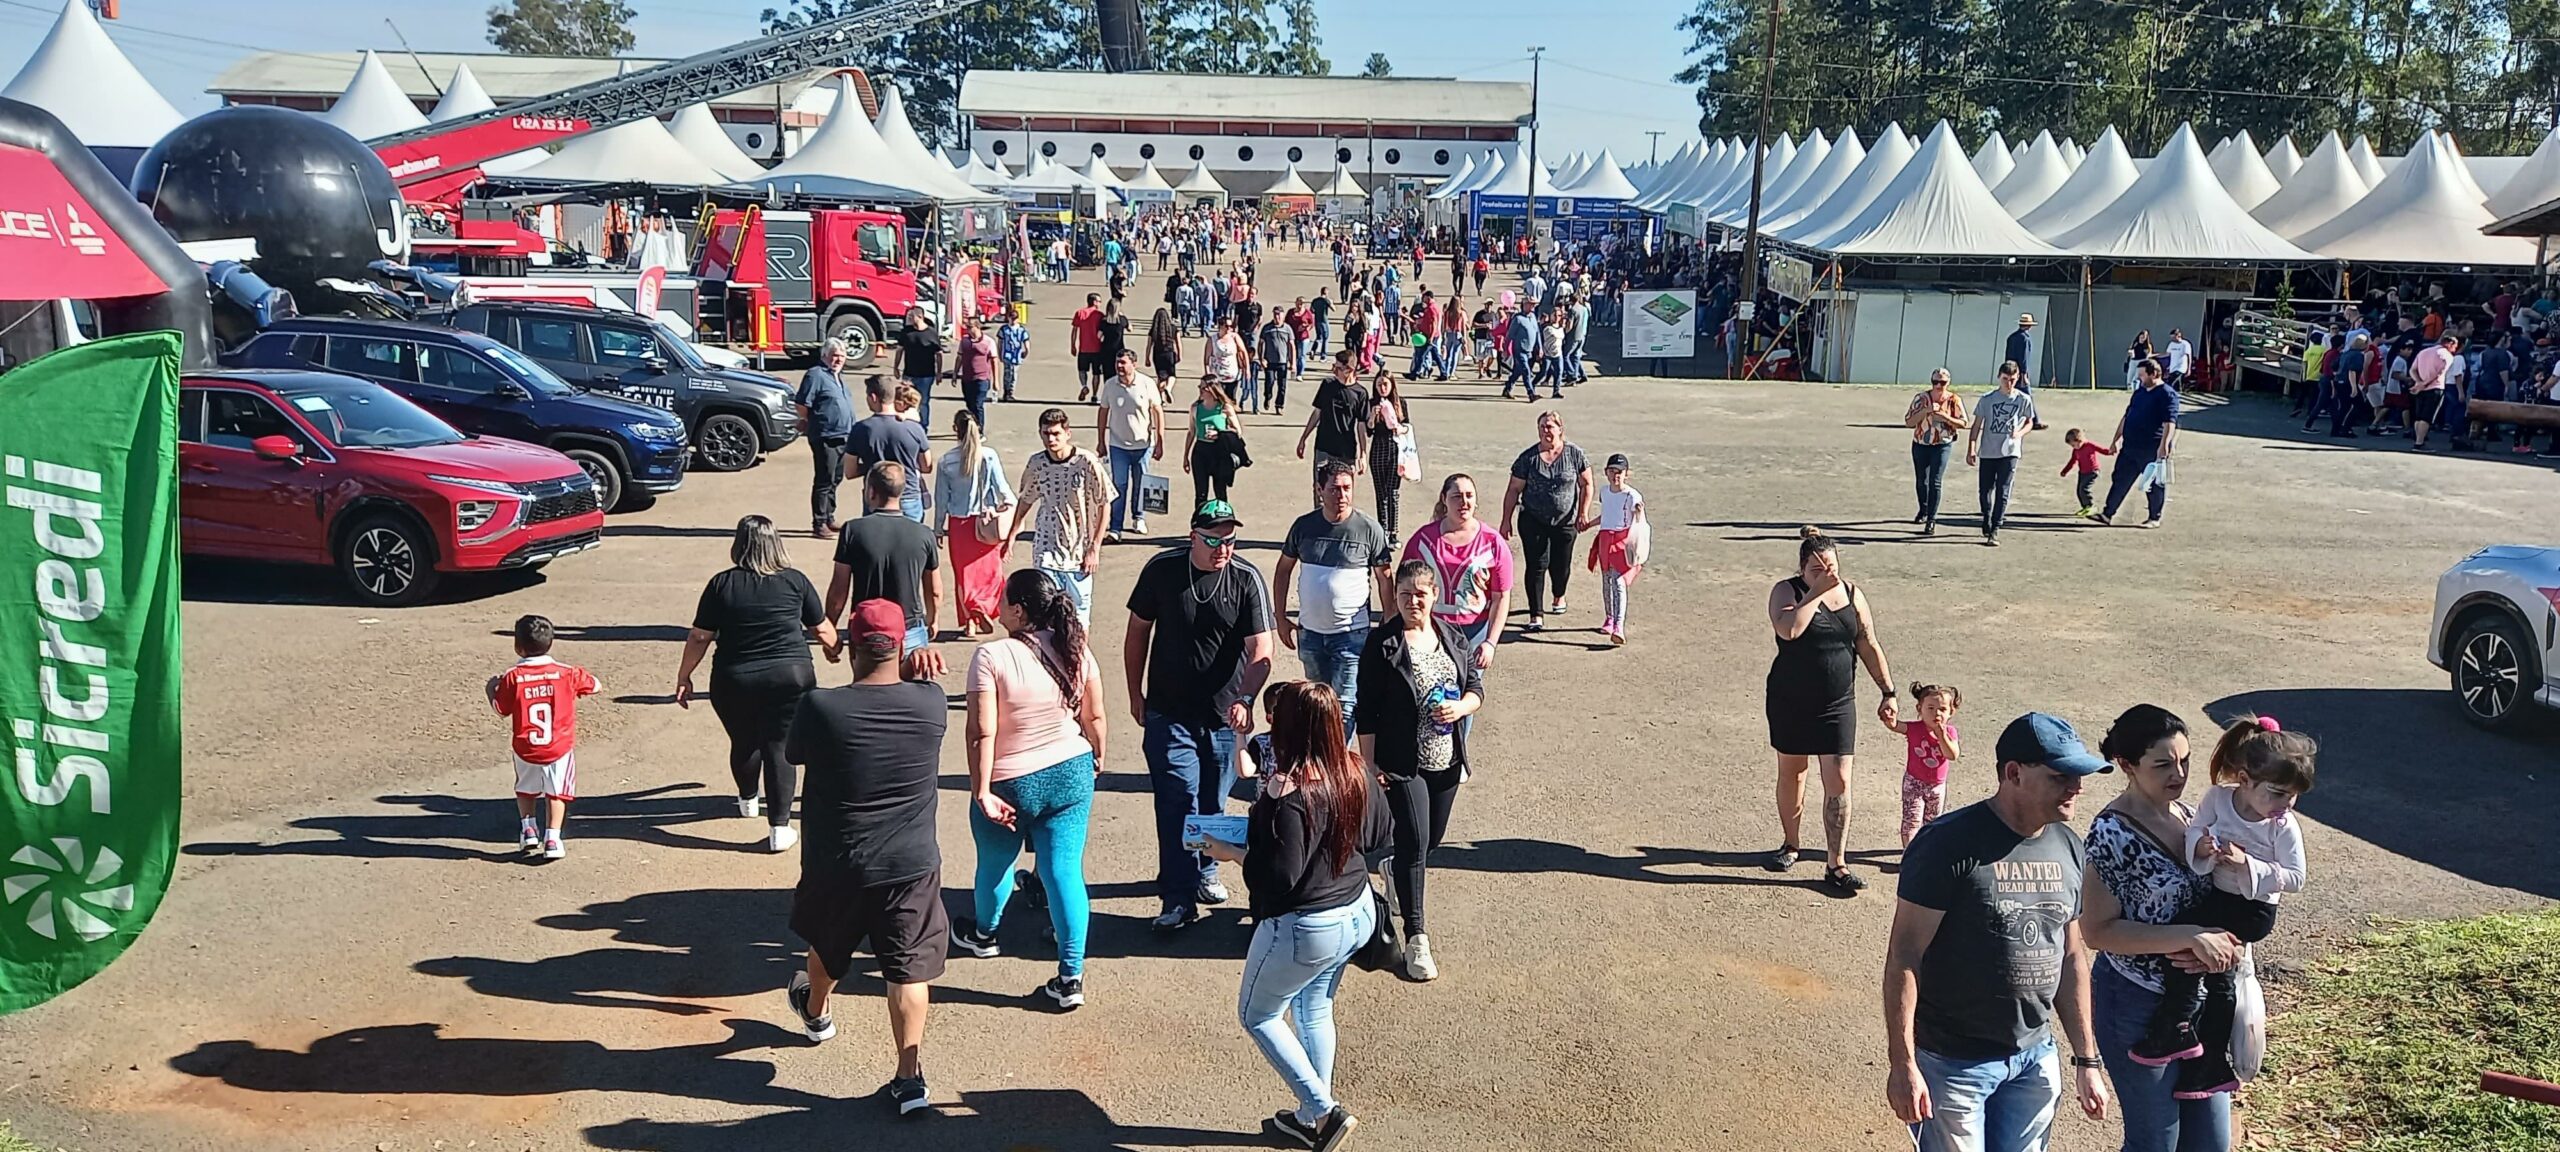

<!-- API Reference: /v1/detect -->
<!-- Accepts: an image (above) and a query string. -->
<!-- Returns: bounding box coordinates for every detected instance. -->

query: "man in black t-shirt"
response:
[1884,712,2112,1150]
[1294,357,1370,485]
[826,462,943,680]
[1122,499,1274,931]
[783,598,948,1115]
[895,308,944,432]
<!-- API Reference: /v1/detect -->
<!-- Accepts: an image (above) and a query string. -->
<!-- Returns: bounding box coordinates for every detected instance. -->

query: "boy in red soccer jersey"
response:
[485,615,601,860]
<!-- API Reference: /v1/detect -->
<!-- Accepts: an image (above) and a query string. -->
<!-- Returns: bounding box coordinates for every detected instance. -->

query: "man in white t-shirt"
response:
[1096,350,1166,536]
[1967,361,2040,547]
[2164,329,2195,388]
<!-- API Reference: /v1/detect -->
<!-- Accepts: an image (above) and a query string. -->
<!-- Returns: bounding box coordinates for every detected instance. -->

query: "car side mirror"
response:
[251,435,305,464]
[498,382,532,401]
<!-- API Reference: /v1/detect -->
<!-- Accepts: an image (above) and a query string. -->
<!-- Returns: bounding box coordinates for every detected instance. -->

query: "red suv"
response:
[181,370,606,605]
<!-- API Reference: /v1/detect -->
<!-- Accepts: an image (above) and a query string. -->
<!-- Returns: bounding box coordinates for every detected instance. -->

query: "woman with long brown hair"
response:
[1147,306,1183,391]
[1203,680,1389,1151]
[1367,370,1411,544]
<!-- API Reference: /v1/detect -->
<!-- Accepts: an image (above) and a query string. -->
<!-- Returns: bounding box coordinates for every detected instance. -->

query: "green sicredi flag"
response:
[0,331,184,1014]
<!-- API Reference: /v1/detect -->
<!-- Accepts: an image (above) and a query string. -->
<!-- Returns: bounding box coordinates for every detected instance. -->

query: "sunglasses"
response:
[1195,530,1238,548]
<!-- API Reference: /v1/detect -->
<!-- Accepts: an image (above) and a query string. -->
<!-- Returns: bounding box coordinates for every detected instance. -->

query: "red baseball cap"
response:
[850,599,906,644]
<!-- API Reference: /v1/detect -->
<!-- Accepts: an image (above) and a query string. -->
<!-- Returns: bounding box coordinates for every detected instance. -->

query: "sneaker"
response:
[1920,522,1937,536]
[1549,599,1568,614]
[884,1074,930,1115]
[1764,844,1799,872]
[2130,1016,2205,1066]
[2075,506,2094,518]
[1018,867,1048,911]
[1104,531,1121,545]
[786,969,836,1042]
[1150,905,1202,932]
[519,818,541,852]
[737,796,762,819]
[812,522,837,540]
[2171,1049,2240,1100]
[1312,1106,1360,1151]
[541,834,565,860]
[1272,1110,1322,1149]
[1044,974,1086,1010]
[1132,517,1149,534]
[2091,512,2113,526]
[2141,519,2162,529]
[1524,616,1543,631]
[767,826,798,852]
[1823,865,1866,894]
[1405,933,1439,981]
[1984,534,2000,547]
[951,921,1002,958]
[1197,881,1231,906]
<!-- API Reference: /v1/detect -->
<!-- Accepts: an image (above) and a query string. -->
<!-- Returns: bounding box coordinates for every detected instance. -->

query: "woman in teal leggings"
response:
[950,570,1107,1010]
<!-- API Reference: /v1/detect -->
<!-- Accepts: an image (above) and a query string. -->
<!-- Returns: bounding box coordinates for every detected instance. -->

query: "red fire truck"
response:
[692,205,1007,367]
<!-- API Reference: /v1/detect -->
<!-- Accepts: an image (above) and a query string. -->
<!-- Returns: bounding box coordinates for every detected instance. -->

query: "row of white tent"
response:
[945,152,1371,203]
[1422,145,1644,202]
[1629,120,2560,266]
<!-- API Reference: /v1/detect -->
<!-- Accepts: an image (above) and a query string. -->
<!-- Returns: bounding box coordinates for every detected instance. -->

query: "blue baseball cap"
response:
[1995,712,2112,776]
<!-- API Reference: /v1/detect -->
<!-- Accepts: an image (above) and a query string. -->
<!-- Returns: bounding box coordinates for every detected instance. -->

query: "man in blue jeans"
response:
[1885,712,2112,1151]
[1123,500,1274,932]
[1095,351,1166,536]
[1273,462,1394,737]
[1502,307,1540,400]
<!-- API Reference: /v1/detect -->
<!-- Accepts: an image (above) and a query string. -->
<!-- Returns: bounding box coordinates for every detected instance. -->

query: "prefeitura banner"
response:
[0,332,183,1014]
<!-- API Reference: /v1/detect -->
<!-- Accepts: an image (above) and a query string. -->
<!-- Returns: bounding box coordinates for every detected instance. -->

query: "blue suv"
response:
[227,317,690,511]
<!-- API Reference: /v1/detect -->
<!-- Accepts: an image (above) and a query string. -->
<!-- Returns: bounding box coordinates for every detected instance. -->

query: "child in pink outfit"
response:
[1885,683,1962,846]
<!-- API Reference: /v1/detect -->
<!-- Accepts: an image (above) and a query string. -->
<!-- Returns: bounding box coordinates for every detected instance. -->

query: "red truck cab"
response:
[695,206,922,367]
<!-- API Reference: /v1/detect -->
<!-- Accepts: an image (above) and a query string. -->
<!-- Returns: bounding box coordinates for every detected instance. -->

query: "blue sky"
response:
[0,0,1703,166]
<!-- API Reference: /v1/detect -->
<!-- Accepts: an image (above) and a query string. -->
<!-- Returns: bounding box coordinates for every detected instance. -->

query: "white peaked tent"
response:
[2052,124,2310,261]
[759,78,938,196]
[1125,160,1177,194]
[1006,154,1082,194]
[2263,135,2304,182]
[1451,150,1506,197]
[323,51,428,140]
[1799,122,2065,258]
[874,87,1002,202]
[1723,129,1829,226]
[1563,150,1640,201]
[2250,132,2368,239]
[2296,131,2540,266]
[2019,127,2140,239]
[1427,154,1479,199]
[1552,153,1591,187]
[2,0,184,151]
[513,115,727,186]
[430,64,548,175]
[1700,135,1794,218]
[2346,136,2387,186]
[2062,139,2086,166]
[667,104,766,181]
[1261,168,1317,198]
[1638,142,1700,197]
[1972,130,2015,187]
[2485,127,2560,217]
[1073,157,1123,191]
[1664,140,1743,208]
[1479,145,1568,197]
[956,153,1011,189]
[2012,141,2028,163]
[1773,123,1914,244]
[1172,163,1229,203]
[2207,128,2284,210]
[1313,166,1367,198]
[1992,130,2073,217]
[1637,141,1716,210]
[1759,129,1867,232]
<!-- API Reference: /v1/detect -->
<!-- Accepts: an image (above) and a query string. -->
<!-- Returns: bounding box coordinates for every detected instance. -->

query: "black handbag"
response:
[1347,883,1404,973]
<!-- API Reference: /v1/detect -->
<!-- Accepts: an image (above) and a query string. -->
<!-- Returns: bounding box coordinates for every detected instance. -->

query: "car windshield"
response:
[278,379,463,449]
[479,344,578,397]
[648,321,709,370]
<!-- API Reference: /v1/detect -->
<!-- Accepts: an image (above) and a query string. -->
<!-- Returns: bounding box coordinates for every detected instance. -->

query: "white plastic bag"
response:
[2132,460,2172,492]
[2232,955,2266,1081]
[1394,428,1420,482]
[1625,520,1652,567]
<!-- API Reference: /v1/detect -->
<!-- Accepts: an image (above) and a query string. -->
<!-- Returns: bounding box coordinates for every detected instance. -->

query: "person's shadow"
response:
[1430,836,1897,895]
[183,784,748,863]
[584,1085,1276,1151]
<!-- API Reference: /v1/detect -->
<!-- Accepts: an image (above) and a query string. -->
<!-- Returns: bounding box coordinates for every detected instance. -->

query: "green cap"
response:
[1192,499,1242,528]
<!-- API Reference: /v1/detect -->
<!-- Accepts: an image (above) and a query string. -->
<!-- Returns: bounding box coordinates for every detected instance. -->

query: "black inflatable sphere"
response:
[129,106,409,312]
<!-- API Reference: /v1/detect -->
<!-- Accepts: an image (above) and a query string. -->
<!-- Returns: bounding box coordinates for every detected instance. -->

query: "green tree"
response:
[486,0,635,56]
[1362,51,1393,77]
[1278,0,1329,74]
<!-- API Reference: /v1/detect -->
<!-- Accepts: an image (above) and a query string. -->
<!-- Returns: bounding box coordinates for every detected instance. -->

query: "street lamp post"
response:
[1525,46,1545,265]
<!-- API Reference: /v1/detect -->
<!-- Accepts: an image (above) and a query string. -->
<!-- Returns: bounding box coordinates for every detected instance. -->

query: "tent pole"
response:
[2082,258,2096,390]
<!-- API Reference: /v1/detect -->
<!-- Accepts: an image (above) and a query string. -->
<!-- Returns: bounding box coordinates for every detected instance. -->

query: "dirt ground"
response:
[3,248,2554,1152]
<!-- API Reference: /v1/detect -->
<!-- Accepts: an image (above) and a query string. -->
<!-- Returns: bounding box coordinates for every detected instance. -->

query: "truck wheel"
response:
[825,312,880,368]
[2450,613,2538,730]
[694,412,760,472]
[561,447,628,513]
[338,513,440,606]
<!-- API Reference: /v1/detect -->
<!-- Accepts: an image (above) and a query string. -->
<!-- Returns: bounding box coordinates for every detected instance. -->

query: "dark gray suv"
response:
[429,302,799,472]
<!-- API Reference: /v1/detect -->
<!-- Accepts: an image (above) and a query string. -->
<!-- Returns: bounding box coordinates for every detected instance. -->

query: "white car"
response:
[2428,546,2560,729]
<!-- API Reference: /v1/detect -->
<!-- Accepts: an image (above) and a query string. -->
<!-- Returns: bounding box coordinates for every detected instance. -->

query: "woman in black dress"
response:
[1762,527,1897,894]
[675,515,841,852]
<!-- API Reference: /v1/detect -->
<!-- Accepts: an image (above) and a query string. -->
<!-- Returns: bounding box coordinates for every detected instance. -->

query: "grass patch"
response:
[2247,907,2560,1151]
[0,1121,37,1152]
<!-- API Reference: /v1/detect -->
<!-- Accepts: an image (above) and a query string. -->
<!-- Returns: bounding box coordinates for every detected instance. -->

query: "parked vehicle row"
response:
[191,304,808,604]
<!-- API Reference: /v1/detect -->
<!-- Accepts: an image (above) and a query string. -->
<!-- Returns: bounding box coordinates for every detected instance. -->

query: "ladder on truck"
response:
[365,0,969,198]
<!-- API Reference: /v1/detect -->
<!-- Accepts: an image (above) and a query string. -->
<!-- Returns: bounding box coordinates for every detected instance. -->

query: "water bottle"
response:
[1425,682,1455,736]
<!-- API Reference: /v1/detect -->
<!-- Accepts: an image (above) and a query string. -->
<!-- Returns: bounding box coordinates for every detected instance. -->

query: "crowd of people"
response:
[2291,286,2560,457]
[476,226,2339,1152]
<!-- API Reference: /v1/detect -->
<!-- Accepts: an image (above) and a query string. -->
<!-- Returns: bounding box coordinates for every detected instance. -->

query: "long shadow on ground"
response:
[183,783,747,862]
[585,1086,1273,1151]
[1433,837,1898,895]
[2203,686,2558,899]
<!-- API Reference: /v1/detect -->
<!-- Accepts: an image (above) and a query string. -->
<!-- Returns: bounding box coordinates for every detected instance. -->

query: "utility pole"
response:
[1526,46,1545,265]
[1646,130,1665,165]
[1366,117,1375,237]
[1733,0,1782,379]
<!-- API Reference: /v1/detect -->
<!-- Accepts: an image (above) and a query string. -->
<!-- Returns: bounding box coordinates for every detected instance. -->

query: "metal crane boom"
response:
[369,0,966,194]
